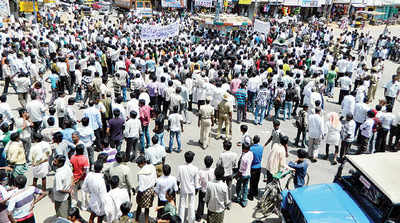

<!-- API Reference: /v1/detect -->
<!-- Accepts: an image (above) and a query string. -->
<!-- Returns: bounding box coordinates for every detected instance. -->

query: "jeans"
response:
[254,104,266,125]
[140,125,150,152]
[237,104,246,123]
[75,86,82,101]
[247,91,257,112]
[125,137,138,161]
[283,101,293,120]
[236,175,250,206]
[155,132,165,147]
[326,82,334,96]
[169,131,181,152]
[122,87,127,102]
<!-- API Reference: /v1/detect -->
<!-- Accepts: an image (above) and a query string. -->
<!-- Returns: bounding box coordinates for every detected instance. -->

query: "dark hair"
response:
[110,176,120,189]
[81,117,89,126]
[166,188,176,200]
[55,154,66,167]
[49,107,56,115]
[102,139,110,147]
[32,132,43,142]
[75,144,85,155]
[297,149,308,159]
[214,166,225,180]
[130,110,137,119]
[115,151,125,163]
[53,131,64,143]
[0,94,7,102]
[47,117,55,126]
[120,202,132,215]
[223,140,232,150]
[163,164,171,176]
[280,135,289,145]
[136,155,146,165]
[15,175,27,189]
[68,207,81,219]
[113,109,121,117]
[97,153,108,163]
[242,142,251,150]
[204,155,213,168]
[184,151,195,163]
[152,135,159,144]
[94,160,103,172]
[240,124,248,133]
[10,132,20,141]
[18,108,26,117]
[253,135,260,144]
[273,120,280,126]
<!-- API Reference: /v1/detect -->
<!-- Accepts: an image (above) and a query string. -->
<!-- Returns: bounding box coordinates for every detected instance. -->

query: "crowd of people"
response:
[0,3,398,223]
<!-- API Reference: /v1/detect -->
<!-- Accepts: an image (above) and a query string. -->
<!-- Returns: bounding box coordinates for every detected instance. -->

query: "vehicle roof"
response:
[290,183,374,223]
[346,152,400,205]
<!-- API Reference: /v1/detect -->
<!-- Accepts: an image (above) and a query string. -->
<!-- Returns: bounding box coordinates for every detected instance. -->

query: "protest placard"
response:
[140,21,180,40]
[254,19,270,35]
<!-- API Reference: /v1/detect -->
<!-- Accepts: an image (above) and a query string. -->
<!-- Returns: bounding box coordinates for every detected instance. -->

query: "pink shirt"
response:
[239,151,253,177]
[139,105,152,126]
[230,79,242,94]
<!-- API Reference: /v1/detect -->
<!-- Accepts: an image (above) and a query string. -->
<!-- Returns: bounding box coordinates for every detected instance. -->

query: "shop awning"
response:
[356,10,386,15]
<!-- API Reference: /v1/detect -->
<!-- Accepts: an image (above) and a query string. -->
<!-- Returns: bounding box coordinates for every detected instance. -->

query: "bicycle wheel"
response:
[285,173,310,190]
[256,183,282,218]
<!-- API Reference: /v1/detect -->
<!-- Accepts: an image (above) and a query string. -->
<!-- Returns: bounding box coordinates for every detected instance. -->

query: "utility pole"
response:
[214,0,220,23]
[32,0,38,23]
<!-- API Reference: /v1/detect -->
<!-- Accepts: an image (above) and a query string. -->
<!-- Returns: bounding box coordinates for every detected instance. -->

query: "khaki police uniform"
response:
[199,103,214,148]
[217,99,233,139]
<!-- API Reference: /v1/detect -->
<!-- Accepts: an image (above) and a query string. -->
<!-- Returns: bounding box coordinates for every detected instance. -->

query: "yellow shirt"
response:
[6,141,26,165]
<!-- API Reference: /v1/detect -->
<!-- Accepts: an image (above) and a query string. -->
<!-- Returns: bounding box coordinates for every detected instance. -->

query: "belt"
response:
[201,117,211,120]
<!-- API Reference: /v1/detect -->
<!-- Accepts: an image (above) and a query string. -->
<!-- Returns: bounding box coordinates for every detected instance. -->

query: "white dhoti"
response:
[32,162,49,179]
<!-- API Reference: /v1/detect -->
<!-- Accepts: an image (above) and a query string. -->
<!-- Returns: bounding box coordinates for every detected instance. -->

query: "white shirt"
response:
[341,95,355,117]
[205,180,229,213]
[381,112,395,130]
[238,151,253,177]
[108,187,130,221]
[199,168,215,192]
[0,102,13,123]
[308,113,324,139]
[126,98,139,115]
[124,118,141,138]
[177,163,200,194]
[217,150,238,177]
[155,175,179,201]
[338,76,352,91]
[360,118,374,138]
[137,164,157,192]
[82,172,108,216]
[15,77,30,93]
[354,102,369,123]
[53,164,73,202]
[168,113,183,132]
[384,81,400,98]
[145,144,166,165]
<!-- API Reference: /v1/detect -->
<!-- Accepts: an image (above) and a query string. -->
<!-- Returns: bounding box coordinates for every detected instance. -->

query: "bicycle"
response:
[255,170,310,218]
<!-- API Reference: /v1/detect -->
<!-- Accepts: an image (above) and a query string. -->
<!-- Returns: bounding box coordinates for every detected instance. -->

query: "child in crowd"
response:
[119,202,134,223]
[157,189,179,223]
[237,124,250,147]
[288,149,309,188]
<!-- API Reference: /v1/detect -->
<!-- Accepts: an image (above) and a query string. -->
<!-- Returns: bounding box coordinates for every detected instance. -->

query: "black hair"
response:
[273,120,280,126]
[214,166,225,180]
[280,135,289,145]
[110,176,120,189]
[136,155,146,165]
[184,151,195,163]
[163,164,171,176]
[115,151,125,163]
[223,140,232,150]
[94,160,103,172]
[253,135,260,144]
[152,135,159,144]
[204,155,213,168]
[240,124,248,133]
[81,117,89,126]
[53,131,64,143]
[32,132,43,142]
[120,202,132,215]
[15,175,27,189]
[75,144,85,155]
[113,109,121,117]
[297,149,308,159]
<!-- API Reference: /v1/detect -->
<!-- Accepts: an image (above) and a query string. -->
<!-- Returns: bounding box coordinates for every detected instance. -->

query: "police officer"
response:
[198,96,214,149]
[216,93,233,140]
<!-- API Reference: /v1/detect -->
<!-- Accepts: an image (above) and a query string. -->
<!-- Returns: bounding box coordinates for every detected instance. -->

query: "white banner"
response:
[0,0,10,17]
[161,0,186,7]
[195,0,213,7]
[140,21,180,40]
[254,19,270,35]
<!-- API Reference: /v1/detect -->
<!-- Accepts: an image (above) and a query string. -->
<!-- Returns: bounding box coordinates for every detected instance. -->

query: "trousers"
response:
[200,119,212,148]
[179,193,195,223]
[308,138,321,159]
[217,115,231,139]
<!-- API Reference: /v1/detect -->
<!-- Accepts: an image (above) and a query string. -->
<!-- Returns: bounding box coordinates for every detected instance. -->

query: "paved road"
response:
[3,24,399,223]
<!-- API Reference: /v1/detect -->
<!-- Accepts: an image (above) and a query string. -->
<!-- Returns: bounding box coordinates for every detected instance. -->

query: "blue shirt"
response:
[62,128,75,143]
[83,107,102,130]
[288,161,309,187]
[250,144,264,169]
[48,73,59,89]
[235,89,247,106]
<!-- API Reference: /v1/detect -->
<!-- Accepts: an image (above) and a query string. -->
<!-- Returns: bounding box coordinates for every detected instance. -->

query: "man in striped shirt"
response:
[235,83,248,123]
[7,175,47,223]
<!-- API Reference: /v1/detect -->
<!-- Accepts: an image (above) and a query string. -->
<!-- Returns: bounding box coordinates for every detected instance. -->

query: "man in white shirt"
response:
[389,112,400,149]
[0,95,13,125]
[26,92,46,133]
[307,107,324,162]
[205,166,230,223]
[145,136,166,177]
[338,73,352,104]
[154,164,178,218]
[53,154,73,219]
[375,104,395,152]
[177,151,200,223]
[384,75,400,106]
[107,176,130,222]
[233,142,253,208]
[217,140,237,201]
[341,93,356,118]
[357,110,375,154]
[353,97,370,137]
[168,106,184,153]
[124,111,141,161]
[14,73,30,107]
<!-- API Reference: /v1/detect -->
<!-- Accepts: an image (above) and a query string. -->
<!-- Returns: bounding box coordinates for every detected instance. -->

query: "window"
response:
[287,194,307,223]
[388,206,400,222]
